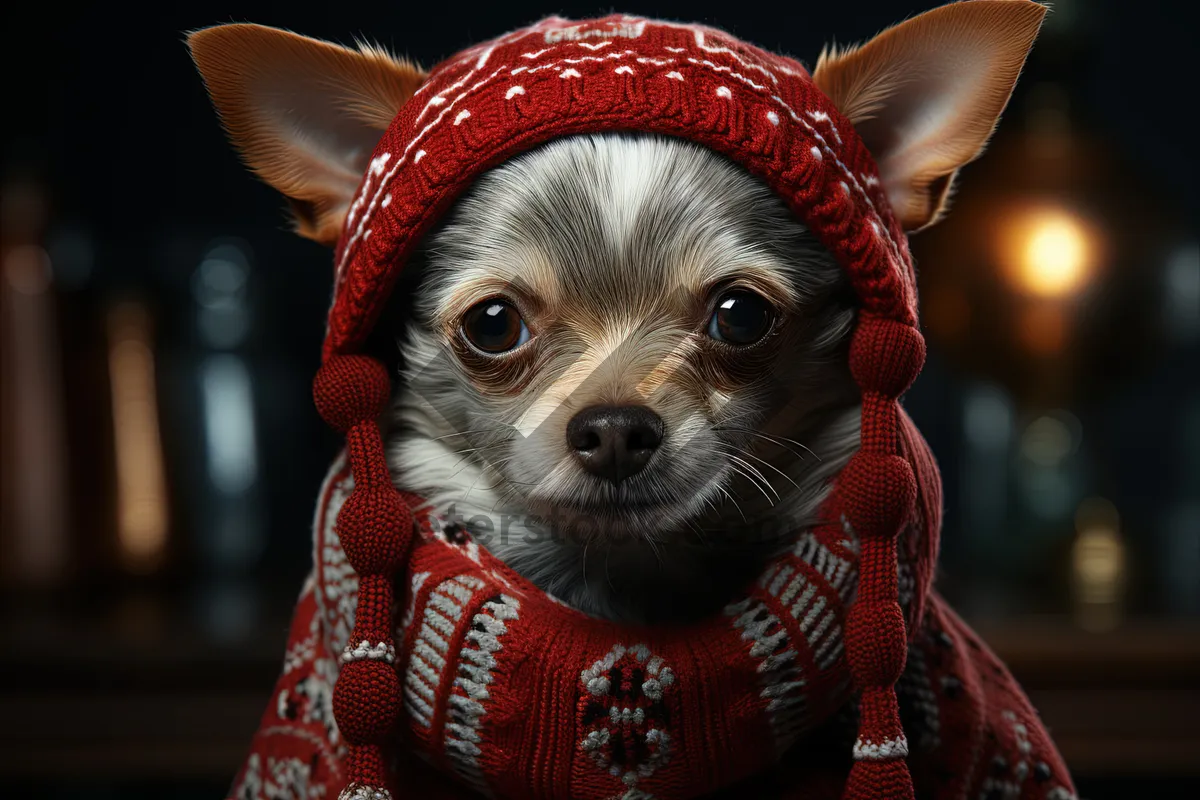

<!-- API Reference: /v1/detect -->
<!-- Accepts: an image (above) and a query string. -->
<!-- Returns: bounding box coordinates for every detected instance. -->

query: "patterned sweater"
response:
[227,14,1077,800]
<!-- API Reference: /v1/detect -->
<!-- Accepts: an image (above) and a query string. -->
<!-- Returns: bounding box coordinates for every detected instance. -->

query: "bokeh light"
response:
[1071,497,1127,631]
[1002,206,1099,298]
[107,302,169,573]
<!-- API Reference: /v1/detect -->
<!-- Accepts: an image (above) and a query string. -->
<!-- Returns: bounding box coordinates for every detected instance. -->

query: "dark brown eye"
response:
[707,290,774,345]
[461,299,530,353]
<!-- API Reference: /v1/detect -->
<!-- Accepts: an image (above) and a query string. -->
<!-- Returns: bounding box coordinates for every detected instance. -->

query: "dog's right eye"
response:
[461,299,530,354]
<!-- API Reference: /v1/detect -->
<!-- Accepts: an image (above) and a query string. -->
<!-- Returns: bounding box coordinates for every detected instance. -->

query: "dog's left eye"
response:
[461,299,530,353]
[707,290,775,345]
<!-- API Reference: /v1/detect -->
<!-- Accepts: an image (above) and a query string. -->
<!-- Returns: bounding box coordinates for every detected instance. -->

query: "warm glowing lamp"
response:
[1004,206,1097,298]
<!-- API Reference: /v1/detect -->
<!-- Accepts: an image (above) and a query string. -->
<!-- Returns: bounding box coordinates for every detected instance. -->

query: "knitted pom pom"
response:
[314,355,392,433]
[336,487,414,573]
[333,659,402,744]
[837,453,917,539]
[849,317,925,399]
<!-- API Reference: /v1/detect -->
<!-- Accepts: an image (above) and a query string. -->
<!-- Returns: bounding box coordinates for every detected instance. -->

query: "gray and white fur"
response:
[383,133,860,624]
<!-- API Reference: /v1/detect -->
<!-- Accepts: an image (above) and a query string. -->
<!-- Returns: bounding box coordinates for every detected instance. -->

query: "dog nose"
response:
[566,405,664,484]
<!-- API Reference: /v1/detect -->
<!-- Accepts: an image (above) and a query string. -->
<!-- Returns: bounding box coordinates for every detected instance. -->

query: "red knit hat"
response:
[229,13,1075,800]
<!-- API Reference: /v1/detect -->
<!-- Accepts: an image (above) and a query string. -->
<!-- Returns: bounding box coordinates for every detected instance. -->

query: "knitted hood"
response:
[226,14,1075,800]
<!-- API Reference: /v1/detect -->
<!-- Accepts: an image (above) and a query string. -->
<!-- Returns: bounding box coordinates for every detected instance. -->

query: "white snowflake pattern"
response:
[234,753,327,800]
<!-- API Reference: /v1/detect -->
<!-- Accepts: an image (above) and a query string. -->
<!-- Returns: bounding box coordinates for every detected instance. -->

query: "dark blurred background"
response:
[1,1,1196,798]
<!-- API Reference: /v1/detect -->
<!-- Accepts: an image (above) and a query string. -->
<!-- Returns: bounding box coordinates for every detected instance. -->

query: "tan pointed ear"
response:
[813,0,1046,231]
[187,24,426,245]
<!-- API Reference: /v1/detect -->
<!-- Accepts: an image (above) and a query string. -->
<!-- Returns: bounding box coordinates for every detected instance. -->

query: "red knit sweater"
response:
[228,15,1077,800]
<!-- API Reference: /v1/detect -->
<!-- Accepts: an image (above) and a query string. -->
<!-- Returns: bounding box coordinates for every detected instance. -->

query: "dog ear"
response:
[188,24,426,245]
[813,0,1046,231]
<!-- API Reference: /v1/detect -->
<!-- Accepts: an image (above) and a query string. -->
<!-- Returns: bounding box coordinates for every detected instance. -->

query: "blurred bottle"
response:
[0,172,71,588]
[1160,243,1200,616]
[187,240,266,641]
[106,300,170,575]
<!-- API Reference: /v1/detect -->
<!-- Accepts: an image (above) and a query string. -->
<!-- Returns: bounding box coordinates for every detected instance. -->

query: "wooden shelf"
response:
[973,616,1200,778]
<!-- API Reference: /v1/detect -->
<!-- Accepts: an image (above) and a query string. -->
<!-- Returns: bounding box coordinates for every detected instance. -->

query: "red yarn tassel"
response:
[315,355,415,800]
[838,317,926,800]
[843,759,915,800]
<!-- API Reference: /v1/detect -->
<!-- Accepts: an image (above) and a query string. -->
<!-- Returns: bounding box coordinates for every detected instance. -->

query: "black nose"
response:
[566,405,664,484]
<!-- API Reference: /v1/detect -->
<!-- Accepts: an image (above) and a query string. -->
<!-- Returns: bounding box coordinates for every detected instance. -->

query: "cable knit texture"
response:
[230,15,1076,800]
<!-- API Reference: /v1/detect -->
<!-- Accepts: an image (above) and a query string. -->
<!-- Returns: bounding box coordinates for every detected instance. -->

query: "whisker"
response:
[753,431,820,461]
[727,446,801,491]
[604,546,617,595]
[725,461,778,507]
[713,483,747,522]
[445,441,514,480]
[643,532,665,566]
[460,454,515,502]
[724,453,780,504]
[402,441,509,473]
[715,426,820,462]
[426,428,509,442]
[583,538,593,599]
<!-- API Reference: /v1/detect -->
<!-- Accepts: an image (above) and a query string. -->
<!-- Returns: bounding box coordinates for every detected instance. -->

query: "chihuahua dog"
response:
[384,133,860,623]
[189,2,1043,624]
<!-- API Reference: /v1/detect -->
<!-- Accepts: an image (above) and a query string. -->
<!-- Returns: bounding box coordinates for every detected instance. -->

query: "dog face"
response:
[190,2,1045,618]
[393,133,855,541]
